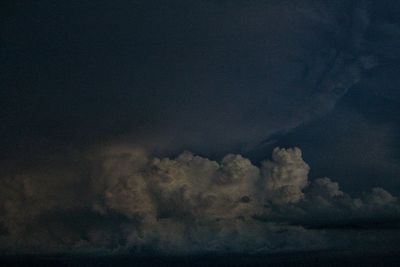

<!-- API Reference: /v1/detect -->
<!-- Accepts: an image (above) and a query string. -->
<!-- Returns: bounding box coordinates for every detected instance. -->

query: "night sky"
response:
[1,0,400,265]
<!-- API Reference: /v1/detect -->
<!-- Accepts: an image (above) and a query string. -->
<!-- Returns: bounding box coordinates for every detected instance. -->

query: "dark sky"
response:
[1,0,400,259]
[2,0,400,192]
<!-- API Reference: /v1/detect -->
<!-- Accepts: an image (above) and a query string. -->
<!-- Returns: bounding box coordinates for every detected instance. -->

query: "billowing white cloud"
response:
[1,146,400,254]
[262,147,310,204]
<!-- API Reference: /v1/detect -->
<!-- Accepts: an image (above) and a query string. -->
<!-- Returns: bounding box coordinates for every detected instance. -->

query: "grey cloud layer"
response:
[1,146,400,254]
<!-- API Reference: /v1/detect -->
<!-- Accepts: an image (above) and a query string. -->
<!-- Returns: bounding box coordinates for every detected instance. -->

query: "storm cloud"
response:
[1,146,400,254]
[2,0,400,260]
[1,0,378,157]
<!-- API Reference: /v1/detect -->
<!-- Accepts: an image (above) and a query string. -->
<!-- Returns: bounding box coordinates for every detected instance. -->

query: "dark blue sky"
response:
[2,0,399,193]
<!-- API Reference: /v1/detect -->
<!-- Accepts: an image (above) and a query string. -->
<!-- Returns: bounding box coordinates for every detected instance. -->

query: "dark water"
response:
[1,250,400,267]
